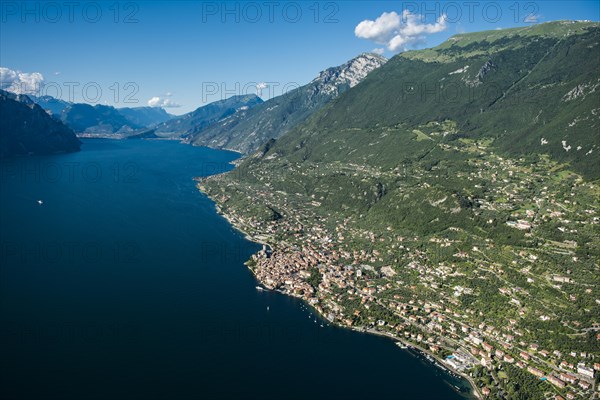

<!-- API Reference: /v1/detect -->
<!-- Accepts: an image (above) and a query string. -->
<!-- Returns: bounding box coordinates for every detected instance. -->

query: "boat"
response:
[256,286,264,291]
[37,200,43,205]
[266,306,269,311]
[395,342,408,349]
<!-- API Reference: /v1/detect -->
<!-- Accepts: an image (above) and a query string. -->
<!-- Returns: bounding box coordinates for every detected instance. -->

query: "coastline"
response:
[199,182,481,400]
[350,327,482,400]
[213,202,268,246]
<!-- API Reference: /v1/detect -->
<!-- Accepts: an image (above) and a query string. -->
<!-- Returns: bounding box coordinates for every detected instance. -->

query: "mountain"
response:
[201,21,600,400]
[28,94,72,116]
[133,94,263,139]
[189,53,387,154]
[0,90,80,157]
[28,95,173,134]
[259,21,599,179]
[60,103,142,134]
[117,106,173,127]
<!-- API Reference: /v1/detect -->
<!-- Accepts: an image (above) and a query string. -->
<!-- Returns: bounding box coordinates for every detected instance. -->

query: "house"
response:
[482,342,494,353]
[481,356,493,368]
[559,372,577,384]
[527,366,544,378]
[578,381,590,390]
[503,355,515,363]
[577,363,595,379]
[470,336,482,345]
[547,375,566,389]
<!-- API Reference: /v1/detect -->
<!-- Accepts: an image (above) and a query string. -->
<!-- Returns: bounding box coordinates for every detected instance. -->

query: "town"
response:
[200,131,599,399]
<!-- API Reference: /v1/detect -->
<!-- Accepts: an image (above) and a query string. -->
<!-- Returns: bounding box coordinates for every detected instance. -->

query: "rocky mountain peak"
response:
[311,53,387,96]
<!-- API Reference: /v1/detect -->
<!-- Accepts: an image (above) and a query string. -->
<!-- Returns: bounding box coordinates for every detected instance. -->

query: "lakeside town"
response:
[200,133,600,400]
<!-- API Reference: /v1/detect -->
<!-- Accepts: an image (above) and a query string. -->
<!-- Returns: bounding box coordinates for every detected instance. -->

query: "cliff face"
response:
[0,90,81,157]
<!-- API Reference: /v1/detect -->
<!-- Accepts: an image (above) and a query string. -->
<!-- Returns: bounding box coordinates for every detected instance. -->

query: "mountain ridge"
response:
[0,90,81,157]
[188,53,387,154]
[133,94,264,139]
[23,95,174,134]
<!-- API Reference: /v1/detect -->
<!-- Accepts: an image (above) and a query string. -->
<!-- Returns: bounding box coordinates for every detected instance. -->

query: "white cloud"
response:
[0,67,45,95]
[524,14,542,23]
[355,10,448,52]
[147,96,181,108]
[256,82,268,96]
[372,48,385,55]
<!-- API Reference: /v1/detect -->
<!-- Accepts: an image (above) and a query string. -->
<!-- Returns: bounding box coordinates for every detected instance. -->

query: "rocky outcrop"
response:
[189,53,387,154]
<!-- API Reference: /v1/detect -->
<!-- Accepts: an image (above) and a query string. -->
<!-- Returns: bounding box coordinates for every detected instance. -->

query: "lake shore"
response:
[198,182,481,400]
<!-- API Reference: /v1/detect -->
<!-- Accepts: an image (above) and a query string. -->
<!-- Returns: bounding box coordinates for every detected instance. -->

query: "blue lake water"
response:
[0,139,472,399]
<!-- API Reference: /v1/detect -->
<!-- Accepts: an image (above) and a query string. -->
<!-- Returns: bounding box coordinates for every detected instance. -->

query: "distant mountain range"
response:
[27,95,174,135]
[188,53,387,154]
[19,53,385,148]
[116,107,173,128]
[61,103,144,134]
[0,90,80,157]
[131,94,264,140]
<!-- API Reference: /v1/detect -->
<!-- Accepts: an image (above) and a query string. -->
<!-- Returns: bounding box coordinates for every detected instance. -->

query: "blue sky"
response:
[1,1,598,114]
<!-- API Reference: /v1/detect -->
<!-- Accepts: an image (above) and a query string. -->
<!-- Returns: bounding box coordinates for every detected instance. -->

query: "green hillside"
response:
[201,21,600,400]
[134,94,263,139]
[266,21,599,179]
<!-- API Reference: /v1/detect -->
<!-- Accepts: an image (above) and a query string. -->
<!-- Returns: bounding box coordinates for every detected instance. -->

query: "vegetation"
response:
[200,21,600,399]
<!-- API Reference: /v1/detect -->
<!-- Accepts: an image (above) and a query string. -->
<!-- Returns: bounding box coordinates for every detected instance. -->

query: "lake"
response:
[0,139,472,399]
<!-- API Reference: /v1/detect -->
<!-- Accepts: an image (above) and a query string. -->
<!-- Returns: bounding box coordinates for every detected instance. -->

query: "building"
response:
[481,356,493,368]
[577,363,595,379]
[578,381,590,390]
[503,355,515,363]
[548,375,566,389]
[559,372,577,384]
[482,342,494,353]
[527,366,544,378]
